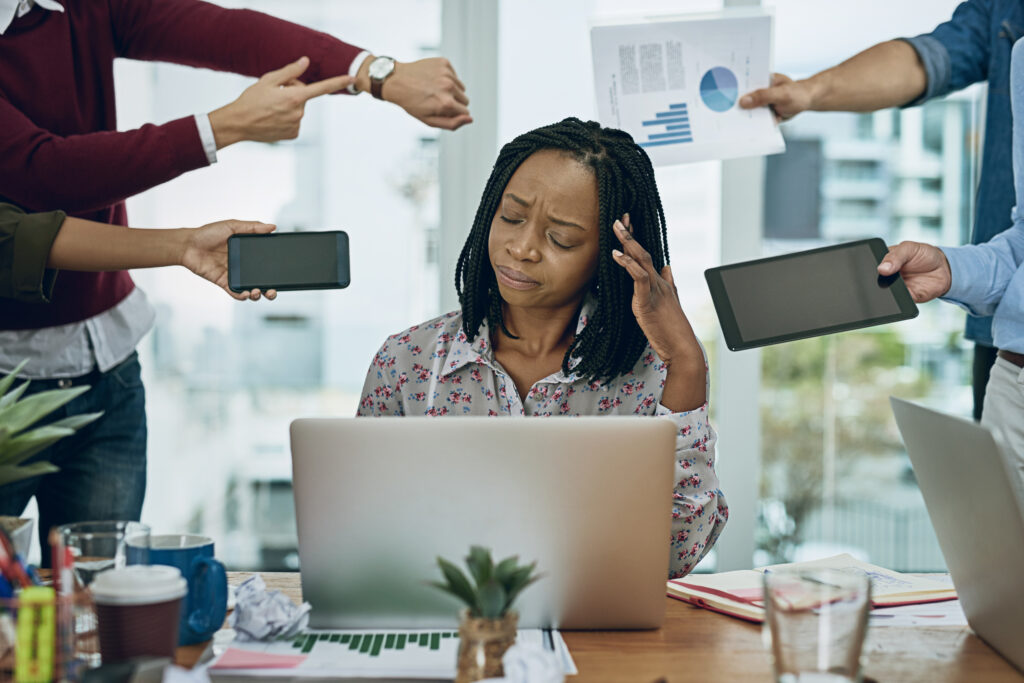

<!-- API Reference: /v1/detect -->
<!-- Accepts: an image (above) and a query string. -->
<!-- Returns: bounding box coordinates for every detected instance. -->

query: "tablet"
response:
[705,238,918,351]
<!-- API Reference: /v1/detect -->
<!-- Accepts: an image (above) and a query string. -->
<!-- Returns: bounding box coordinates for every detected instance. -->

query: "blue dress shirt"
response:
[941,38,1024,355]
[902,0,1024,347]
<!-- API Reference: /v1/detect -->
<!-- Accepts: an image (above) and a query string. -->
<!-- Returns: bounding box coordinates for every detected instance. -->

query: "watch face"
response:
[369,57,395,80]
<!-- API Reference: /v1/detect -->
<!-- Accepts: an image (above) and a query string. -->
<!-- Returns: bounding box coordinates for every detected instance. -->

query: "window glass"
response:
[758,0,977,570]
[116,0,443,569]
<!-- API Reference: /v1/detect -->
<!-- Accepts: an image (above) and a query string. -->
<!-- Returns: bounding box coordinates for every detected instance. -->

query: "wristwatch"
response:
[367,56,396,100]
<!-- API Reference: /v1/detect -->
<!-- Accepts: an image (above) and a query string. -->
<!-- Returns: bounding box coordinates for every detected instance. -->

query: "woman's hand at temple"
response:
[611,214,706,412]
[181,220,279,301]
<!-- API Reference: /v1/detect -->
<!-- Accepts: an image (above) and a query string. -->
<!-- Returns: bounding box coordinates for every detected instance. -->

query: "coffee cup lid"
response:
[90,565,187,605]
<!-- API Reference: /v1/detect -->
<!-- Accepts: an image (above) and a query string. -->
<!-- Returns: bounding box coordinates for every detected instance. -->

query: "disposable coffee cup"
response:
[91,565,187,663]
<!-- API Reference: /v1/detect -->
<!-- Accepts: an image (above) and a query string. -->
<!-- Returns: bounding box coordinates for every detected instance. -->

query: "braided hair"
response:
[455,117,670,383]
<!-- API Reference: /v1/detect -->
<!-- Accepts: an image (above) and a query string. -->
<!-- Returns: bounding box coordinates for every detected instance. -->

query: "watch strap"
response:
[370,77,385,100]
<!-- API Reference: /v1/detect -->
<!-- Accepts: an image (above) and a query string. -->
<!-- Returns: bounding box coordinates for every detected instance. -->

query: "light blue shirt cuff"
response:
[347,50,371,94]
[898,34,952,107]
[194,113,218,165]
[939,245,991,313]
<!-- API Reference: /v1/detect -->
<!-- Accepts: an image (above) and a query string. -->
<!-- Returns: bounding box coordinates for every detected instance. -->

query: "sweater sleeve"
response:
[107,0,364,86]
[0,97,209,213]
[0,203,65,303]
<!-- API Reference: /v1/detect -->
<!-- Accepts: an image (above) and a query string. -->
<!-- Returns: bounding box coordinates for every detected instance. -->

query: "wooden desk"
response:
[177,572,1022,682]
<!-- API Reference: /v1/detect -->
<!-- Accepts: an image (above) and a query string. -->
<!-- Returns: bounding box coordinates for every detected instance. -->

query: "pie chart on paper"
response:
[699,67,739,112]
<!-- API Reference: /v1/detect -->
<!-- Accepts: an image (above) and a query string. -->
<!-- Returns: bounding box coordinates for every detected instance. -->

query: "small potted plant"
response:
[0,359,102,556]
[431,546,541,683]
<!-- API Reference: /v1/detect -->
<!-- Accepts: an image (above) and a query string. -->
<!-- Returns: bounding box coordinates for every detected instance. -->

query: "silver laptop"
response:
[891,397,1024,672]
[290,416,677,630]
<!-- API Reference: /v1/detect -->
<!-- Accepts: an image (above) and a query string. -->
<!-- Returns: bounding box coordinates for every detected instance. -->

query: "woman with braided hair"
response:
[357,117,726,578]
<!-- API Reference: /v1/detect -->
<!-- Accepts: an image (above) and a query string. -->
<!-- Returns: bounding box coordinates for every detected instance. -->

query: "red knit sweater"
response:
[0,0,362,330]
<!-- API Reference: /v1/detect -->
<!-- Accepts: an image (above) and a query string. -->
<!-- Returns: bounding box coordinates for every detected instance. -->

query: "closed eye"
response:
[549,234,571,250]
[499,215,524,224]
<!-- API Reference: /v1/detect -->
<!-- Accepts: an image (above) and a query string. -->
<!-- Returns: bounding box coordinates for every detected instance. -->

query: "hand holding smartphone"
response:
[228,230,350,293]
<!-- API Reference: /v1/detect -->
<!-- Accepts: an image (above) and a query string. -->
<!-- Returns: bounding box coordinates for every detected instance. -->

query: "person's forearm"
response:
[660,356,707,414]
[0,100,208,213]
[803,40,927,112]
[46,217,188,271]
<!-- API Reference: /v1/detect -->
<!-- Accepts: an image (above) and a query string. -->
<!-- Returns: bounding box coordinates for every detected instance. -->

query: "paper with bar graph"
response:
[207,628,576,679]
[590,10,784,165]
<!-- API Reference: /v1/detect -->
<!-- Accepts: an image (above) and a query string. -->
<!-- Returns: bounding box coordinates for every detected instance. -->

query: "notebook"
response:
[666,553,956,623]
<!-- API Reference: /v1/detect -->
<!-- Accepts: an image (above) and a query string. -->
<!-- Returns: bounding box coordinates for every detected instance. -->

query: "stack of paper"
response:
[206,628,576,681]
[667,554,957,623]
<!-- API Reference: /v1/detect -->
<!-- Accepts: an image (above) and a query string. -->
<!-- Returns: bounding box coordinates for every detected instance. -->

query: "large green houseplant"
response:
[432,546,541,683]
[0,360,103,553]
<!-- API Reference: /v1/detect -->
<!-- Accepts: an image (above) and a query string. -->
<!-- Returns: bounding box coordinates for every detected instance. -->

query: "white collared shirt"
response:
[0,0,63,35]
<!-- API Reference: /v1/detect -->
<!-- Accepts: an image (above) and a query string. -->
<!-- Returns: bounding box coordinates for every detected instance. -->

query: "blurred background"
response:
[23,0,977,573]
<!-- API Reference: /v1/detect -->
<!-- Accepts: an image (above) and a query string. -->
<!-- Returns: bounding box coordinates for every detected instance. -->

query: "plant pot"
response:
[0,517,33,558]
[455,609,518,683]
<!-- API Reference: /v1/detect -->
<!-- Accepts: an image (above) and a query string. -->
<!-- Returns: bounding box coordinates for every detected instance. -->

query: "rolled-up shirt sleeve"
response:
[656,402,729,579]
[899,0,992,106]
[0,203,65,303]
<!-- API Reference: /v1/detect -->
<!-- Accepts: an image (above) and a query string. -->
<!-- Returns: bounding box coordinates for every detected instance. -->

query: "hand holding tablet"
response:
[705,238,918,351]
[876,240,953,303]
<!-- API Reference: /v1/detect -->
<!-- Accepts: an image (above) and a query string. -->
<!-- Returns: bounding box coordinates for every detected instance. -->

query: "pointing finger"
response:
[262,56,310,86]
[301,74,356,100]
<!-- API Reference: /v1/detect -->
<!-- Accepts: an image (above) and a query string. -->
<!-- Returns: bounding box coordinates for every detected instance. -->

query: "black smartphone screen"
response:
[705,238,918,351]
[228,231,349,292]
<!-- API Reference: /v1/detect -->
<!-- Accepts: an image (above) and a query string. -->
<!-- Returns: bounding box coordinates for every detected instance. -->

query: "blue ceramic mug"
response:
[137,534,227,645]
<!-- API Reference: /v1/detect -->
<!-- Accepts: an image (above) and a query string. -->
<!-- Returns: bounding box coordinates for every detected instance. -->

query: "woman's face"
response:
[488,149,601,311]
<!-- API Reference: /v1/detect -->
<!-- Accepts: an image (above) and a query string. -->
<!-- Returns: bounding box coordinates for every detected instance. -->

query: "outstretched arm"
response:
[739,41,927,120]
[47,216,279,301]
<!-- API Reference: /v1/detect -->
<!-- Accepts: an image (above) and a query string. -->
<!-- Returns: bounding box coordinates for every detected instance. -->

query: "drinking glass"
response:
[58,521,151,665]
[763,567,871,683]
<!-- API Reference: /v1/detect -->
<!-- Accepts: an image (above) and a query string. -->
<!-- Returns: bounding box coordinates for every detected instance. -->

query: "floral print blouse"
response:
[356,304,729,578]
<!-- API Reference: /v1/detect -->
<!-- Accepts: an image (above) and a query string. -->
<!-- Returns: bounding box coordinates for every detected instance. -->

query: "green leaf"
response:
[465,546,493,588]
[47,412,104,431]
[476,579,507,619]
[0,385,90,435]
[0,380,29,410]
[0,426,74,467]
[436,557,477,608]
[504,563,541,611]
[0,461,59,486]
[494,555,520,586]
[0,360,28,399]
[427,581,476,610]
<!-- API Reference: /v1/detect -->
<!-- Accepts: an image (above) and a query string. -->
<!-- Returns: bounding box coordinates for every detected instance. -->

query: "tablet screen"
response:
[706,239,917,350]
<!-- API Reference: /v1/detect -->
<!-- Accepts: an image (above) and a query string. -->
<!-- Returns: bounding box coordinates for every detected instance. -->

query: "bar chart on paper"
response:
[207,628,577,679]
[591,12,784,165]
[640,103,693,148]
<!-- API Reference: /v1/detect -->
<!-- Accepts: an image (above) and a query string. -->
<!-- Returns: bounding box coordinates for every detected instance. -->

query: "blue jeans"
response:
[0,352,147,561]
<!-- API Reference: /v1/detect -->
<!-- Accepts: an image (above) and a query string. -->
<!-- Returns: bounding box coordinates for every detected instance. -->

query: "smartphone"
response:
[228,231,350,292]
